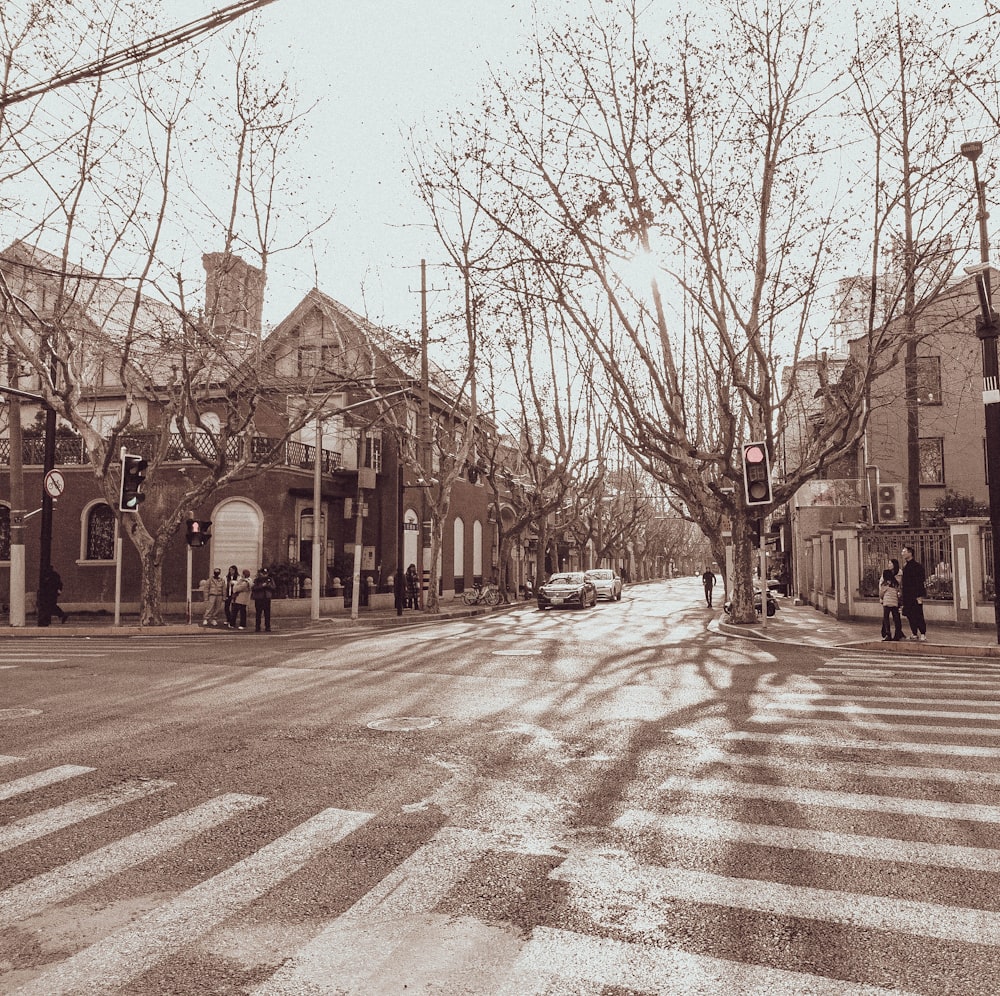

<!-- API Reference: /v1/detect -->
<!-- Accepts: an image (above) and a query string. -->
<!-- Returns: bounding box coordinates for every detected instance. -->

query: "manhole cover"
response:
[0,708,42,719]
[366,717,441,732]
[491,649,542,657]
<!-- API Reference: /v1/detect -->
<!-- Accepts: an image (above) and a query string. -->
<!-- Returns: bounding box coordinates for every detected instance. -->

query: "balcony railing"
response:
[0,433,344,473]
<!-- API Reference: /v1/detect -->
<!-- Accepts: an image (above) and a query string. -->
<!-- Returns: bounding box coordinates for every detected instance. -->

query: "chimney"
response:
[202,252,265,343]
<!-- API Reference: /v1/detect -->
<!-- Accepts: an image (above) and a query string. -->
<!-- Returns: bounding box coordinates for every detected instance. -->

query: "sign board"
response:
[43,470,65,499]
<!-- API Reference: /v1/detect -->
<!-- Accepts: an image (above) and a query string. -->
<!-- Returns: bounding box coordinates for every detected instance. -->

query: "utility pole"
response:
[6,350,25,626]
[419,258,432,611]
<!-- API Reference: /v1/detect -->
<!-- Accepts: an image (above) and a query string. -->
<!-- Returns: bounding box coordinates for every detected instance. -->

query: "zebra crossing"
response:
[2,648,1000,992]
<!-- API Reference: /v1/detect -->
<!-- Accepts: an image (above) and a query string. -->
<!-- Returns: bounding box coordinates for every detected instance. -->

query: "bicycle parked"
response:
[462,581,500,605]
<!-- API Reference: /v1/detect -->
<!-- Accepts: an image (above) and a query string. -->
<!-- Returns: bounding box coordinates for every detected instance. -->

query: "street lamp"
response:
[960,140,1000,644]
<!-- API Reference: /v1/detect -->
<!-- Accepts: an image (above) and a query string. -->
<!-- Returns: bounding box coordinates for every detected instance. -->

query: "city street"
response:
[2,577,1000,993]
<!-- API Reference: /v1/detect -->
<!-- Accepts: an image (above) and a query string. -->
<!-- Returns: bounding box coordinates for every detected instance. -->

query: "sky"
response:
[5,0,999,338]
[168,0,547,333]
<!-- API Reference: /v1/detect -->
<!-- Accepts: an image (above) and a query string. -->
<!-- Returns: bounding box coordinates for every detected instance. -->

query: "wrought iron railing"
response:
[859,525,952,599]
[0,433,343,473]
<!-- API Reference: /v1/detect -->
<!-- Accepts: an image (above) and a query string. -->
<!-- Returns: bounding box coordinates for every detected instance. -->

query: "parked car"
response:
[584,568,623,601]
[537,571,597,610]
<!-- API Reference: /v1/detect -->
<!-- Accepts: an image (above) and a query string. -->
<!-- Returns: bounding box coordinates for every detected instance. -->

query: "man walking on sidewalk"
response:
[900,545,927,642]
[702,568,716,608]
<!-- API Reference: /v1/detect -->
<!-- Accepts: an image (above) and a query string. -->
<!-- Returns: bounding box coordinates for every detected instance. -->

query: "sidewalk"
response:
[713,597,1000,657]
[0,599,513,638]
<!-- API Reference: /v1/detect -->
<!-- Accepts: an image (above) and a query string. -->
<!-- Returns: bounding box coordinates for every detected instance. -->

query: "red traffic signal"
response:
[742,442,773,506]
[185,519,212,547]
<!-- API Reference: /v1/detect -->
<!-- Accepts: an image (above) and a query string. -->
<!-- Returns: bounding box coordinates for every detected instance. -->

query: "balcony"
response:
[0,433,344,473]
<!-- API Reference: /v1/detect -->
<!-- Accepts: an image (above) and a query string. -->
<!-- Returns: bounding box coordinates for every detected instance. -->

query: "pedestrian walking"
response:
[38,564,68,626]
[701,568,716,607]
[201,567,225,626]
[393,565,405,616]
[252,567,276,632]
[232,568,252,630]
[223,565,240,628]
[900,545,928,641]
[405,563,420,610]
[879,565,903,642]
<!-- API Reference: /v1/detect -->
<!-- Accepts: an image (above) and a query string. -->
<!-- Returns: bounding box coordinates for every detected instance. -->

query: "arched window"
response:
[473,519,483,584]
[84,503,116,562]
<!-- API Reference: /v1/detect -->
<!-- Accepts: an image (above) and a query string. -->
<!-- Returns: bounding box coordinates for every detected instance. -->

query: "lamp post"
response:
[960,140,1000,644]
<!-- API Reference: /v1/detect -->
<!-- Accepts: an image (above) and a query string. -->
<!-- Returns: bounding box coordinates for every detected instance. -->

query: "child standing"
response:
[879,567,903,642]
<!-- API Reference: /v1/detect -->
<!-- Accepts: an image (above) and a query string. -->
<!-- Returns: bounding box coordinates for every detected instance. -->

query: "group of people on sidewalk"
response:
[879,544,928,642]
[201,565,276,632]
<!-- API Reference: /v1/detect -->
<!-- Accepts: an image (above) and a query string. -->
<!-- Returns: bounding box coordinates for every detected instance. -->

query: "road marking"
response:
[760,700,1000,721]
[749,714,1000,738]
[818,674,1000,688]
[496,926,915,996]
[252,826,492,994]
[772,691,1000,709]
[682,729,1000,759]
[0,755,24,766]
[0,764,94,801]
[659,775,1000,823]
[553,853,1000,947]
[616,809,1000,873]
[0,793,267,926]
[13,806,373,996]
[0,779,173,852]
[678,747,1000,788]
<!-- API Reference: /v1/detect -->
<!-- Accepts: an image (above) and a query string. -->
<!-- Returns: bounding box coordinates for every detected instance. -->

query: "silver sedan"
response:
[584,569,623,601]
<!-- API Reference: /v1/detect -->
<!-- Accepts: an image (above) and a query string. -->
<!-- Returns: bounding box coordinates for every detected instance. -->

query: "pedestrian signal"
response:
[119,453,148,511]
[185,520,212,547]
[742,442,773,507]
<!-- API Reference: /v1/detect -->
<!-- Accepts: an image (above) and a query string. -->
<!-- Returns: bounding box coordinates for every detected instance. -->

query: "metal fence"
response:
[0,433,343,472]
[858,525,952,599]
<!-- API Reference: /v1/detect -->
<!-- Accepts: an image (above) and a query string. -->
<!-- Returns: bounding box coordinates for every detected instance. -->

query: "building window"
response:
[363,432,382,473]
[0,504,9,562]
[917,356,942,405]
[297,347,318,378]
[918,437,945,486]
[84,503,116,561]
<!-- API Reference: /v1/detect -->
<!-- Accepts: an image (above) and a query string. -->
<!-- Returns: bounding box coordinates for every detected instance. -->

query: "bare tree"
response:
[0,5,335,624]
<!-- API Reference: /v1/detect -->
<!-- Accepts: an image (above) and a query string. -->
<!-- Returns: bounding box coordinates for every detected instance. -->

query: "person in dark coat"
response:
[900,545,927,641]
[251,567,276,633]
[38,564,68,626]
[405,563,420,610]
[394,565,405,616]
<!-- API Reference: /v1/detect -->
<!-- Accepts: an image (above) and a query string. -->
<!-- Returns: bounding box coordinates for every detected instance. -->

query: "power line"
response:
[0,0,281,109]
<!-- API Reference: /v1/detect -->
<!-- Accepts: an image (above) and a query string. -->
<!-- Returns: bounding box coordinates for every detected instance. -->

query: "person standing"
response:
[252,567,276,633]
[405,563,420,610]
[38,564,68,626]
[232,568,252,630]
[223,565,240,628]
[900,545,927,641]
[879,566,903,642]
[701,568,716,608]
[201,568,225,626]
[393,565,405,616]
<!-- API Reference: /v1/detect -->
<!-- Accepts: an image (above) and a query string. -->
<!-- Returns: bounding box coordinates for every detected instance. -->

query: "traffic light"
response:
[119,453,148,512]
[742,441,773,506]
[185,520,212,547]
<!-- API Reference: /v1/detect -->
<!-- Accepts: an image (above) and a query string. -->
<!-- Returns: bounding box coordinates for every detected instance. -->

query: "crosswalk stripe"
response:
[615,809,1000,873]
[0,764,94,801]
[750,713,1000,737]
[679,747,1000,788]
[252,826,493,994]
[659,775,1000,823]
[13,806,374,996]
[684,729,1000,759]
[0,793,267,927]
[773,691,1000,708]
[762,701,1000,721]
[0,756,24,767]
[818,675,999,688]
[0,778,173,853]
[554,852,1000,946]
[819,661,1000,674]
[495,926,916,996]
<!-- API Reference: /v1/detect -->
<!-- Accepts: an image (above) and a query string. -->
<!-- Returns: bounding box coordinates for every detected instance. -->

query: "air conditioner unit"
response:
[877,484,902,523]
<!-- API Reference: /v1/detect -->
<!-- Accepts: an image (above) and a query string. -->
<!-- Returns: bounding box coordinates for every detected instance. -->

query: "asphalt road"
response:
[1,578,999,994]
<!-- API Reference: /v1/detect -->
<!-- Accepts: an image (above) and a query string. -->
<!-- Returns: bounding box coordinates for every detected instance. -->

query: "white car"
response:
[584,569,623,601]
